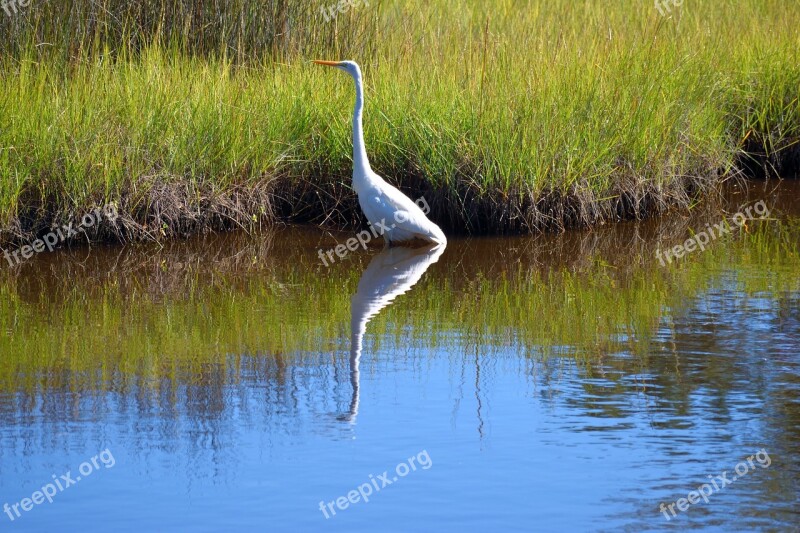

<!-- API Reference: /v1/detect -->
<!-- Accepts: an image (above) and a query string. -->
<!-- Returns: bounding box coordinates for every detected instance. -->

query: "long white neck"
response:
[351,73,371,183]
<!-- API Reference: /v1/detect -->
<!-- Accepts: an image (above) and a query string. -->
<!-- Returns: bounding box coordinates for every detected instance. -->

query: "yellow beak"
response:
[312,60,342,67]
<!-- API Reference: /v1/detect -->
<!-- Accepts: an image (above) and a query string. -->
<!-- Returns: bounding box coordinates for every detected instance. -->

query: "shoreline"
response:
[0,150,796,250]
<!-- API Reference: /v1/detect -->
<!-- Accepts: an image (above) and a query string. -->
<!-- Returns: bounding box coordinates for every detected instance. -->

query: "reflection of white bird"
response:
[313,60,447,246]
[343,243,446,423]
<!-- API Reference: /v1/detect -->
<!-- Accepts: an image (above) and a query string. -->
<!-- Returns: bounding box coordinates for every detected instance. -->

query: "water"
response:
[1,181,799,531]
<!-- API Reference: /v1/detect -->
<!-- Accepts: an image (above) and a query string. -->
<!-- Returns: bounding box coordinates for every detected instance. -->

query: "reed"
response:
[0,0,798,244]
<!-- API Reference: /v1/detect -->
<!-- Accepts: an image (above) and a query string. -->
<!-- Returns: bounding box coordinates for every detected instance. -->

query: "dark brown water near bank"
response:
[3,177,799,279]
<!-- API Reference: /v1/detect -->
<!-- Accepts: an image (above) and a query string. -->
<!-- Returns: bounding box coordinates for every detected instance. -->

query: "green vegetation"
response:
[0,0,798,243]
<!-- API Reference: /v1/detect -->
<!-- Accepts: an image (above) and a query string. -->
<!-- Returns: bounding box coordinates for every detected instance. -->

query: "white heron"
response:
[312,60,447,246]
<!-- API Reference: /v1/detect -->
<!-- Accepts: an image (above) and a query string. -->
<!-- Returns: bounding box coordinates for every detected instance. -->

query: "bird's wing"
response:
[366,174,446,243]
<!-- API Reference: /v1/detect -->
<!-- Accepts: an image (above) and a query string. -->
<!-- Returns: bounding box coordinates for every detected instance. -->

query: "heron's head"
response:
[312,60,362,80]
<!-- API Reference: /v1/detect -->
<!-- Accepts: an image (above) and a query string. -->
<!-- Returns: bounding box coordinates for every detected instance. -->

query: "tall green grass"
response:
[0,0,798,243]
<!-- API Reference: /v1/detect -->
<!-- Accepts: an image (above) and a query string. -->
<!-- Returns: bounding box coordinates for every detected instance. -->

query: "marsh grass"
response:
[0,0,798,244]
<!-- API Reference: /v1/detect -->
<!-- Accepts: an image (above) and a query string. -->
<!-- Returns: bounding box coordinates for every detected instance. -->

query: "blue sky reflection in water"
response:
[0,182,799,531]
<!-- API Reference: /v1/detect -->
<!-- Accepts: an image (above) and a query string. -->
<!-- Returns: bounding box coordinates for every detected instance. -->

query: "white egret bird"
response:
[312,60,447,246]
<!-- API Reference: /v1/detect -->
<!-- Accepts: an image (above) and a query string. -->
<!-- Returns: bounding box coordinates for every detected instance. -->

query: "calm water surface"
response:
[1,182,799,531]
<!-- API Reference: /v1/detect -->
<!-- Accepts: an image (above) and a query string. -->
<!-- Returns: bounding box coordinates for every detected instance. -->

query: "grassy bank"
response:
[0,0,799,244]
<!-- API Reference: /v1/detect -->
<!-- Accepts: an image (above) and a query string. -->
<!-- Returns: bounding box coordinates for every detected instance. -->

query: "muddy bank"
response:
[738,135,800,179]
[0,144,797,250]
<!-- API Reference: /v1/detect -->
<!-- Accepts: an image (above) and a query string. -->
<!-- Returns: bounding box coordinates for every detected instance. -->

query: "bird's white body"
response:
[314,60,446,246]
[354,172,446,245]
